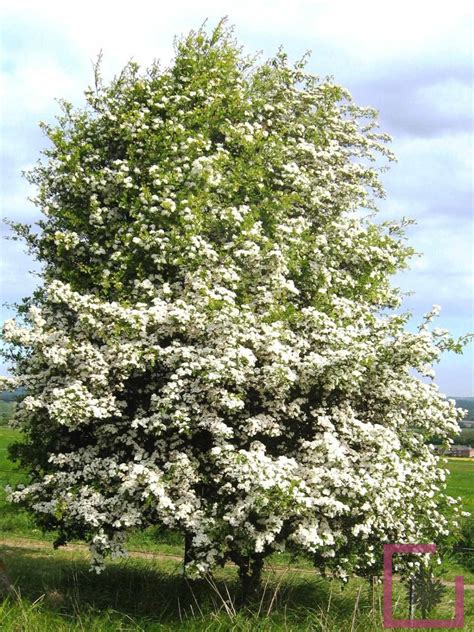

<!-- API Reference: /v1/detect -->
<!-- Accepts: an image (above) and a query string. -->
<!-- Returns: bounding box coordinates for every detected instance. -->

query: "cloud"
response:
[0,237,41,305]
[359,77,473,138]
[380,133,473,218]
[394,218,473,315]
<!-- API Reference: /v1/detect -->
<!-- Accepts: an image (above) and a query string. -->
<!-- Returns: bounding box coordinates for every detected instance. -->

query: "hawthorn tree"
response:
[1,21,468,597]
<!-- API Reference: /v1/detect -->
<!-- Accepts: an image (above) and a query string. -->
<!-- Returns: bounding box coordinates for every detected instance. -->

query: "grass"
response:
[1,542,473,631]
[0,425,473,629]
[444,458,474,515]
[0,402,15,426]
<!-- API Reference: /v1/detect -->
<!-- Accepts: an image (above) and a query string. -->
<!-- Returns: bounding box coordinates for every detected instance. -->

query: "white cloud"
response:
[384,133,473,213]
[0,238,41,302]
[1,56,83,121]
[1,0,472,69]
[396,224,473,310]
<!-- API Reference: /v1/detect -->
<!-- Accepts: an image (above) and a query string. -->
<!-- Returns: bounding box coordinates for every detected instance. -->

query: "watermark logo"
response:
[383,544,464,628]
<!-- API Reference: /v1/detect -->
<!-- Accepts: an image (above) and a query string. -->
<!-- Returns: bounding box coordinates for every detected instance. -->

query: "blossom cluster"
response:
[1,23,467,577]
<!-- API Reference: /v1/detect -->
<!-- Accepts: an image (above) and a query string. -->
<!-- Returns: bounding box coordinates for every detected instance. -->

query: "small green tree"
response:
[1,21,469,598]
[406,565,447,619]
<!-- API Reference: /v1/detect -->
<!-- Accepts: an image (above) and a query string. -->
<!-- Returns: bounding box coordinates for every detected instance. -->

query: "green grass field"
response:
[0,402,15,426]
[0,543,472,631]
[0,425,473,630]
[443,458,474,515]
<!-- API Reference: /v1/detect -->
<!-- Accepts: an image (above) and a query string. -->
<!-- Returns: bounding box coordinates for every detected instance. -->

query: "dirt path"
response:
[0,535,183,561]
[0,535,473,590]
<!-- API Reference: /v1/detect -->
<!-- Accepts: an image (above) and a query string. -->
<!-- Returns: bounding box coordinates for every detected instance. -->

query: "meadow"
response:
[0,424,473,630]
[0,402,15,427]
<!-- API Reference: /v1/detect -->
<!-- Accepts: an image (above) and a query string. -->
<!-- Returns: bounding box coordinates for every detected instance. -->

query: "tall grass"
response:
[0,543,472,631]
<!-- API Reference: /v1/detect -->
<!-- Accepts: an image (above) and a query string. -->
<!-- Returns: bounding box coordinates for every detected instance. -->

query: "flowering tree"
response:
[1,22,468,597]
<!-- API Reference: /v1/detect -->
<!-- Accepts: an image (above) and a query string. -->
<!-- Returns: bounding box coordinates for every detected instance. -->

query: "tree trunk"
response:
[0,559,13,598]
[237,554,264,605]
[183,533,193,577]
[408,577,416,620]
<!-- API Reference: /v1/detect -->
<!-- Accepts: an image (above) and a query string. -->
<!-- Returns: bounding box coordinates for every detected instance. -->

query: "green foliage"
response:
[10,20,403,312]
[429,428,474,446]
[459,429,474,446]
[456,397,474,421]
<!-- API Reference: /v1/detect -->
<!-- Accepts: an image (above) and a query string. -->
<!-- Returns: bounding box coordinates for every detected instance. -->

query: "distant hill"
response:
[0,388,25,402]
[453,397,474,421]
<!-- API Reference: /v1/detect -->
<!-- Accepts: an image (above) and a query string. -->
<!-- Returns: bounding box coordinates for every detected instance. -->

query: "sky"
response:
[0,0,473,396]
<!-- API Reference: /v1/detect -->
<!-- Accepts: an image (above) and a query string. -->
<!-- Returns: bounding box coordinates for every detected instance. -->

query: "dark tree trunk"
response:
[183,533,193,577]
[0,559,12,598]
[408,577,416,620]
[235,554,264,605]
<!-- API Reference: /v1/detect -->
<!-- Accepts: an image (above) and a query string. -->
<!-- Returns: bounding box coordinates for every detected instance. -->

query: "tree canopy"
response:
[1,21,468,594]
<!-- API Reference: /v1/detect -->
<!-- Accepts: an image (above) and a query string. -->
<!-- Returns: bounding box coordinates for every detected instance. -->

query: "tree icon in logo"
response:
[405,565,447,619]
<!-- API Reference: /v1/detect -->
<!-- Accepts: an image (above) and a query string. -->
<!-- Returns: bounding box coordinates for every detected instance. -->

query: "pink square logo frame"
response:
[383,544,464,629]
